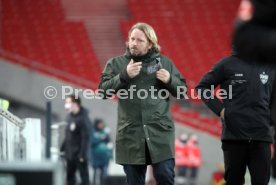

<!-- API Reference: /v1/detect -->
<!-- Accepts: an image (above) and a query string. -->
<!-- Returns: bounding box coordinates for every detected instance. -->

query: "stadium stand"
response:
[0,0,101,88]
[0,0,240,137]
[121,0,240,95]
[120,0,240,137]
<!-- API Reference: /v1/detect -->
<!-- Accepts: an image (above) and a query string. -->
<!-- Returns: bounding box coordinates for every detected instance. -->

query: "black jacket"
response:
[62,107,90,161]
[196,55,276,142]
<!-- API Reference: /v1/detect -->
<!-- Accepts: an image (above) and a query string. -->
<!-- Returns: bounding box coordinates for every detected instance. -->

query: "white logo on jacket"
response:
[70,122,76,131]
[260,72,269,84]
[235,73,244,77]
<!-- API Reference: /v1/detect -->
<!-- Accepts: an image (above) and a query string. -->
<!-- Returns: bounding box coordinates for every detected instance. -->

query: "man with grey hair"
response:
[99,22,186,185]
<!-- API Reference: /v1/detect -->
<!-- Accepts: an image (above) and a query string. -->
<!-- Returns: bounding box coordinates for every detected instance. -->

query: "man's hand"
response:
[127,59,142,78]
[156,69,171,84]
[220,108,225,120]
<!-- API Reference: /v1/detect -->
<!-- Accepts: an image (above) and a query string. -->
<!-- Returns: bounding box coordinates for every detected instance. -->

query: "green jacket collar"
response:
[125,48,160,63]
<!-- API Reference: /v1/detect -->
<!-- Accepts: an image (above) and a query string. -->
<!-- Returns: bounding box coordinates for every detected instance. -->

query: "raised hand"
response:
[127,59,142,78]
[156,69,171,84]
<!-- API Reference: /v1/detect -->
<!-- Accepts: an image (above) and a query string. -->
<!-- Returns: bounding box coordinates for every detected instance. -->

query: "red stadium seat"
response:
[121,0,240,137]
[1,0,102,88]
[122,0,240,98]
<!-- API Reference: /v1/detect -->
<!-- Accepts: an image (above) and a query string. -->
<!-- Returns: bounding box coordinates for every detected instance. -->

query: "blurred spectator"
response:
[212,163,225,185]
[186,134,202,185]
[175,133,189,185]
[61,94,90,185]
[0,98,10,111]
[175,133,202,185]
[145,166,156,185]
[90,119,112,185]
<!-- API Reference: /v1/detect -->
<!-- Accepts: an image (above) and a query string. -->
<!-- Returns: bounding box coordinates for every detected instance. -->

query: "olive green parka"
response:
[99,50,187,164]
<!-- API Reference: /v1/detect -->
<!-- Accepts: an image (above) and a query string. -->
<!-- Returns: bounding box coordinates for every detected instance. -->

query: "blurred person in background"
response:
[175,133,202,185]
[0,98,9,111]
[212,163,225,185]
[61,94,90,185]
[90,119,112,185]
[196,52,276,185]
[98,22,187,185]
[175,133,190,185]
[186,134,201,185]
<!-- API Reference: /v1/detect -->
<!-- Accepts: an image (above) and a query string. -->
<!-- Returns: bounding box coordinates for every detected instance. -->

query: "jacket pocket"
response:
[150,113,174,131]
[160,118,174,130]
[117,120,132,133]
[230,79,249,99]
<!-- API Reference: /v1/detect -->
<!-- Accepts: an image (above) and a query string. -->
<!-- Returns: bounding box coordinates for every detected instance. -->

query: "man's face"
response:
[97,122,105,130]
[65,97,78,113]
[65,97,73,113]
[128,28,152,56]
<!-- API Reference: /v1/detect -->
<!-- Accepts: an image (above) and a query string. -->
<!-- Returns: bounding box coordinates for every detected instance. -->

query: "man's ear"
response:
[148,43,153,50]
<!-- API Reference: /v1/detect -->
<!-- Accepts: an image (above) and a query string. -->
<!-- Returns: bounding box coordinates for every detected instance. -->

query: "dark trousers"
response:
[92,165,108,185]
[222,141,271,185]
[66,159,89,185]
[123,159,175,185]
[177,166,198,185]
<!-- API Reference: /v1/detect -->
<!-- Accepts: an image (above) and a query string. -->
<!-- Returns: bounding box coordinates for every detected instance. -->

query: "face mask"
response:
[64,103,73,113]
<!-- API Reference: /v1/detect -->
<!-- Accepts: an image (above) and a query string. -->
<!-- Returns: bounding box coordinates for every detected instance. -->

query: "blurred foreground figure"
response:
[197,52,276,185]
[61,95,90,185]
[99,22,187,185]
[233,0,276,64]
[233,0,276,179]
